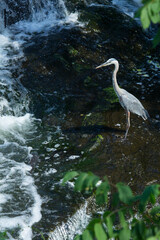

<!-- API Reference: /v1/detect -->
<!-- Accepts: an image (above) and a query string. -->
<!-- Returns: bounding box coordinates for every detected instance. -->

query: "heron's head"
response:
[96,58,118,69]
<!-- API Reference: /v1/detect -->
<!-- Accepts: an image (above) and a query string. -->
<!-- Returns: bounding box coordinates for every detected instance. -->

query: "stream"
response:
[0,0,160,239]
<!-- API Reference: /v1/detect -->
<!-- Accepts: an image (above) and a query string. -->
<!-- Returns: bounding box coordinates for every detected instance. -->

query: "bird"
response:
[96,58,149,139]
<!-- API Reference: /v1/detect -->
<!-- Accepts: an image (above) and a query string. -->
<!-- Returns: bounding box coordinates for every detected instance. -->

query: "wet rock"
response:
[66,0,110,12]
[21,2,160,119]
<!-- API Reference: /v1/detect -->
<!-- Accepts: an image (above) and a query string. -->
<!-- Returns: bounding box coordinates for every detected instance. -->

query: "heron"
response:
[96,58,149,138]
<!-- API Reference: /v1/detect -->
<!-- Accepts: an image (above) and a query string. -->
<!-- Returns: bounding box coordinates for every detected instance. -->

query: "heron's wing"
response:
[120,90,149,120]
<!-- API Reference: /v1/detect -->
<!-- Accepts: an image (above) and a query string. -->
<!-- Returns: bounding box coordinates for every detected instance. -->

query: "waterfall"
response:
[49,202,91,240]
[0,29,42,239]
[0,1,7,32]
[0,0,80,239]
[28,0,69,21]
[0,0,77,31]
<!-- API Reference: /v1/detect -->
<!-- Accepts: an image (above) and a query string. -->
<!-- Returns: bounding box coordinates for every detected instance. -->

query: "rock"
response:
[21,2,160,118]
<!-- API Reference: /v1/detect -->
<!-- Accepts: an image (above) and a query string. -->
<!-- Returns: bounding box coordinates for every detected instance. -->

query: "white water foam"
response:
[49,202,91,240]
[0,13,42,240]
[13,12,79,39]
[0,0,81,239]
[10,0,80,40]
[0,169,42,239]
[0,114,42,239]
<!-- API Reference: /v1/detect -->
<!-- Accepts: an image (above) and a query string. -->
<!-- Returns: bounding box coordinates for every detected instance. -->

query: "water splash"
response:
[0,1,8,32]
[0,115,42,239]
[29,0,68,21]
[49,202,91,240]
[0,0,80,239]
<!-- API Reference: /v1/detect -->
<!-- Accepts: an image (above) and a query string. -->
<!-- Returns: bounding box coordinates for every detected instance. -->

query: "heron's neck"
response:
[112,62,121,95]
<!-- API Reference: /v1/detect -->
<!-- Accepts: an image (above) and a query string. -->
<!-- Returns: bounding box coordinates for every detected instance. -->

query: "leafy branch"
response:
[136,0,160,47]
[62,171,160,240]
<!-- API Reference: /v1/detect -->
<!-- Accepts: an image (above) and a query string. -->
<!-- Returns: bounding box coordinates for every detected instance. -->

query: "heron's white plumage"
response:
[96,58,149,138]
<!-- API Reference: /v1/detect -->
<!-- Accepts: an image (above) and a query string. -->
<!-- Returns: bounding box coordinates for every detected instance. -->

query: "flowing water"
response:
[112,0,142,17]
[0,1,81,239]
[0,0,159,239]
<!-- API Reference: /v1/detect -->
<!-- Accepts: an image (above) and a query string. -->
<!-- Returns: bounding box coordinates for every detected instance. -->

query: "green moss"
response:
[84,76,98,87]
[72,62,91,73]
[103,87,119,104]
[82,112,105,126]
[92,134,104,144]
[79,11,101,32]
[68,46,79,57]
[89,134,104,152]
[73,63,83,72]
[96,134,104,143]
[84,76,91,85]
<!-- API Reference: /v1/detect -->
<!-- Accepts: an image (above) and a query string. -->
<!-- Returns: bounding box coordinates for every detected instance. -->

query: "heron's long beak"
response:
[96,62,108,69]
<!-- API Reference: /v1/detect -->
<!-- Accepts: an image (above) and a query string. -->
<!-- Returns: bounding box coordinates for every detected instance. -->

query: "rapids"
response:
[0,0,80,239]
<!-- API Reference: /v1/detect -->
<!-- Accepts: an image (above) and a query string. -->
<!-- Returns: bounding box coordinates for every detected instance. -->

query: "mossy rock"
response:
[68,46,79,57]
[103,87,119,104]
[82,112,105,126]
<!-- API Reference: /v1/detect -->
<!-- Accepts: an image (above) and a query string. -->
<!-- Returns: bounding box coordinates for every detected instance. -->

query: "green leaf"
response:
[146,237,157,240]
[111,192,120,208]
[84,173,100,190]
[140,7,151,29]
[94,223,107,240]
[87,218,101,231]
[149,11,160,24]
[82,230,93,240]
[116,182,134,204]
[118,210,127,228]
[142,0,152,4]
[96,180,110,205]
[75,172,99,192]
[75,172,89,191]
[119,227,131,240]
[74,235,82,240]
[106,216,113,237]
[135,7,143,18]
[103,210,116,235]
[137,221,146,237]
[103,210,115,223]
[148,3,160,24]
[132,221,146,239]
[150,206,160,216]
[150,0,160,13]
[139,185,160,212]
[150,193,156,204]
[0,232,7,240]
[153,28,160,47]
[62,171,79,185]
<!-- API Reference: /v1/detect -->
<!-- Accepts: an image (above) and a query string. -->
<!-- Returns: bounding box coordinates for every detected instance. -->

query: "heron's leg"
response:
[125,111,130,139]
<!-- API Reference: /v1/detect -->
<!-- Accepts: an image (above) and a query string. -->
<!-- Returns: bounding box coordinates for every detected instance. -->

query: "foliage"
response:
[62,171,160,240]
[136,0,160,47]
[0,232,7,240]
